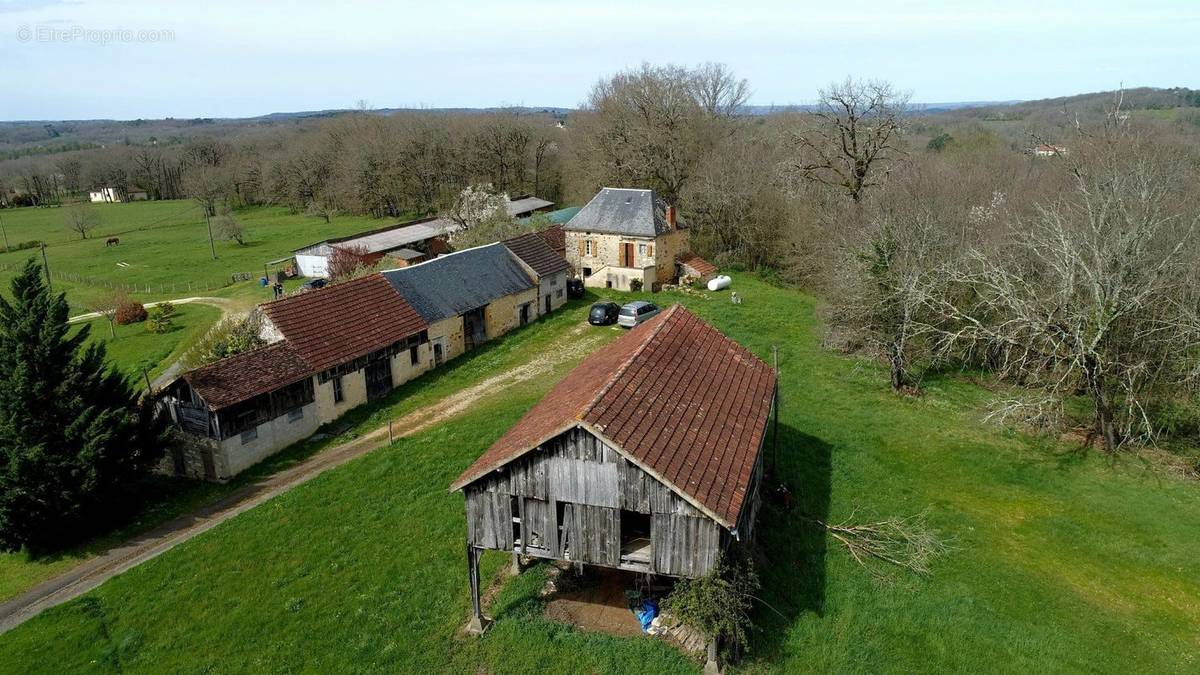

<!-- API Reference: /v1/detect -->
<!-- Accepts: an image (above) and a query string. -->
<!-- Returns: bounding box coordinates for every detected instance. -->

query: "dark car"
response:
[588,301,620,326]
[567,278,585,299]
[300,278,328,291]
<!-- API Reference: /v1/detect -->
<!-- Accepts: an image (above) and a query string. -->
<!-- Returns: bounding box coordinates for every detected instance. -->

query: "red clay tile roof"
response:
[183,342,312,411]
[504,231,572,278]
[536,224,566,256]
[677,252,717,277]
[450,305,777,527]
[260,273,427,372]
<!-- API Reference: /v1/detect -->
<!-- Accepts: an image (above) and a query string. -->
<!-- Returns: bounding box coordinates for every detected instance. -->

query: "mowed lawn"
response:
[0,277,1197,673]
[0,201,392,310]
[73,302,223,380]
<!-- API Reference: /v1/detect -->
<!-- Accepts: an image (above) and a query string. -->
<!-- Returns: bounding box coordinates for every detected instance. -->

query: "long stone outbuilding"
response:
[158,237,567,480]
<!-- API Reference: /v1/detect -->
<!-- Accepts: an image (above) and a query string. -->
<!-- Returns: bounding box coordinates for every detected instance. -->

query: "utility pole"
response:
[204,207,217,260]
[0,209,9,252]
[40,242,52,291]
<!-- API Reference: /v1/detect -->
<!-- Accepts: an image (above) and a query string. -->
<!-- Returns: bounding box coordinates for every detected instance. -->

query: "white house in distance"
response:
[89,187,148,202]
[1032,144,1068,157]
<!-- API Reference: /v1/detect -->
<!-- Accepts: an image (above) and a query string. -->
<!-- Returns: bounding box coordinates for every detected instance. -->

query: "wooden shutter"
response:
[578,239,585,257]
[647,244,654,257]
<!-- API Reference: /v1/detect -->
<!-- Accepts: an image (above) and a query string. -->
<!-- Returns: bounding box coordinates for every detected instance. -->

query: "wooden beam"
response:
[518,497,527,556]
[467,542,482,620]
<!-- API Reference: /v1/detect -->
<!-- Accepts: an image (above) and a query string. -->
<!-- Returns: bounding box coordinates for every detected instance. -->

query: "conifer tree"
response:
[0,259,165,552]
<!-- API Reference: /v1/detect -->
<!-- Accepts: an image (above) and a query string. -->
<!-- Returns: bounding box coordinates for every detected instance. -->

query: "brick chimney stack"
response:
[666,205,676,229]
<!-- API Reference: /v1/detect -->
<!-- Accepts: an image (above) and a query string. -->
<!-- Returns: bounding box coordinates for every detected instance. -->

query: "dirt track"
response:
[0,320,606,635]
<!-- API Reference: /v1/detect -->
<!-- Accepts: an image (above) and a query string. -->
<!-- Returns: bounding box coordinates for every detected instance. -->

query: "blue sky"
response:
[1,0,1197,120]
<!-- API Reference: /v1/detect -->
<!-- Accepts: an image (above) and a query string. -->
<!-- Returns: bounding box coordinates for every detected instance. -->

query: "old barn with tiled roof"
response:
[452,305,777,630]
[160,239,567,482]
[260,273,428,373]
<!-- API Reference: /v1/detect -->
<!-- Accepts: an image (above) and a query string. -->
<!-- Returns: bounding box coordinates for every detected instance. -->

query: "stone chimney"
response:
[666,205,676,229]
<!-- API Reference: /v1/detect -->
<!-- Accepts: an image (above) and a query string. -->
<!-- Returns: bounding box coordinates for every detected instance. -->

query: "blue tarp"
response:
[634,598,659,632]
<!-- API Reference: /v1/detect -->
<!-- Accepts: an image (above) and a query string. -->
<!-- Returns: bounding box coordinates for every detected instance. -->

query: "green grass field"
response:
[0,200,391,311]
[73,302,223,380]
[0,277,1197,673]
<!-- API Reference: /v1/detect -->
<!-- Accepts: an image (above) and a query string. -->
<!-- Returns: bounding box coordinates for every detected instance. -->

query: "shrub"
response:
[145,302,176,334]
[630,279,644,292]
[114,299,148,325]
[663,547,759,657]
[182,314,265,369]
[6,240,43,252]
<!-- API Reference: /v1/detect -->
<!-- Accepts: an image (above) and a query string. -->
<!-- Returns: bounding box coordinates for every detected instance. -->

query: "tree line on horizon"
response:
[1,65,1199,557]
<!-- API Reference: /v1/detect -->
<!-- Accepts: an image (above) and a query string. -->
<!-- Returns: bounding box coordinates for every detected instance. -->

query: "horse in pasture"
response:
[106,237,120,247]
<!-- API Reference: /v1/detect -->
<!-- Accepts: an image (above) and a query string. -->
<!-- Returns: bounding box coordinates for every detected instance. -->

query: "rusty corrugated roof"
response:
[449,304,776,528]
[260,274,427,372]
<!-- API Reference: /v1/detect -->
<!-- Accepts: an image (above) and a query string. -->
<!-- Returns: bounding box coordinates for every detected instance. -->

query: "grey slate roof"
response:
[564,188,671,237]
[381,243,536,323]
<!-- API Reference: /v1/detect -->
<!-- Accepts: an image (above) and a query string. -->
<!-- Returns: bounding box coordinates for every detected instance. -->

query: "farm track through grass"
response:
[0,277,1197,673]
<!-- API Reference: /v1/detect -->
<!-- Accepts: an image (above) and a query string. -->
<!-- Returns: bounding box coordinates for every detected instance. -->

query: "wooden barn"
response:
[450,304,777,633]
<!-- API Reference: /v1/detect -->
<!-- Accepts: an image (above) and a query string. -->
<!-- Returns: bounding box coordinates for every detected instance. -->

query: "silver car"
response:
[618,300,661,328]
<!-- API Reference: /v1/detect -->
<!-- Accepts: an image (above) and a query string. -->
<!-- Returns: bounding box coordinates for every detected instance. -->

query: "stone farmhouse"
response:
[564,187,714,292]
[159,235,568,480]
[451,304,777,635]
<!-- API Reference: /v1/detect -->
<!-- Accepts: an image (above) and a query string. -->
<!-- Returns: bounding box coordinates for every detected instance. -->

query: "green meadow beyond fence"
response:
[0,261,257,296]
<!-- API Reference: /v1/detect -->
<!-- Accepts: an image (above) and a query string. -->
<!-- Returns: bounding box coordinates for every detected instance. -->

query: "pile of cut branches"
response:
[818,509,950,580]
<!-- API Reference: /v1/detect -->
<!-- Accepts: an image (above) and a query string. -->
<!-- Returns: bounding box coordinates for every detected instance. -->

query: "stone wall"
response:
[485,287,539,338]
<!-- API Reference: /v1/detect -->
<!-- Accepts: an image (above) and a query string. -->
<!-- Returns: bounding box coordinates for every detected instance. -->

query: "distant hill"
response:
[3,88,1196,158]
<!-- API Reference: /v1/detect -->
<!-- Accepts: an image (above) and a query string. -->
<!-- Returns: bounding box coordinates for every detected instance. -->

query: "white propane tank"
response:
[707,275,732,291]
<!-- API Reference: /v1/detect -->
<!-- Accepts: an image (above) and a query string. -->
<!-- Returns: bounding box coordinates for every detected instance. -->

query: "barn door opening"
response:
[463,307,486,350]
[619,510,651,569]
[433,340,444,366]
[365,357,392,401]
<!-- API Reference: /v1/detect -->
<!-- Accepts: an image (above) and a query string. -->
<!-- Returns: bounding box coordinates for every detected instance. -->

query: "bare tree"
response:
[931,132,1200,451]
[90,289,127,339]
[787,78,909,203]
[214,210,246,245]
[572,63,741,205]
[183,164,233,259]
[687,62,750,117]
[827,205,949,391]
[683,133,789,269]
[63,201,100,240]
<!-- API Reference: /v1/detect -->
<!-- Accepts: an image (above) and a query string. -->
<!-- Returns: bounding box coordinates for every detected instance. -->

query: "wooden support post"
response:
[771,345,781,478]
[704,640,721,675]
[465,542,489,635]
[388,420,394,445]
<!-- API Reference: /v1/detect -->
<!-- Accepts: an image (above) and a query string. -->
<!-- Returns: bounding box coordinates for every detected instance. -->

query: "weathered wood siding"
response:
[463,425,733,577]
[652,514,721,577]
[561,502,620,566]
[465,490,512,551]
